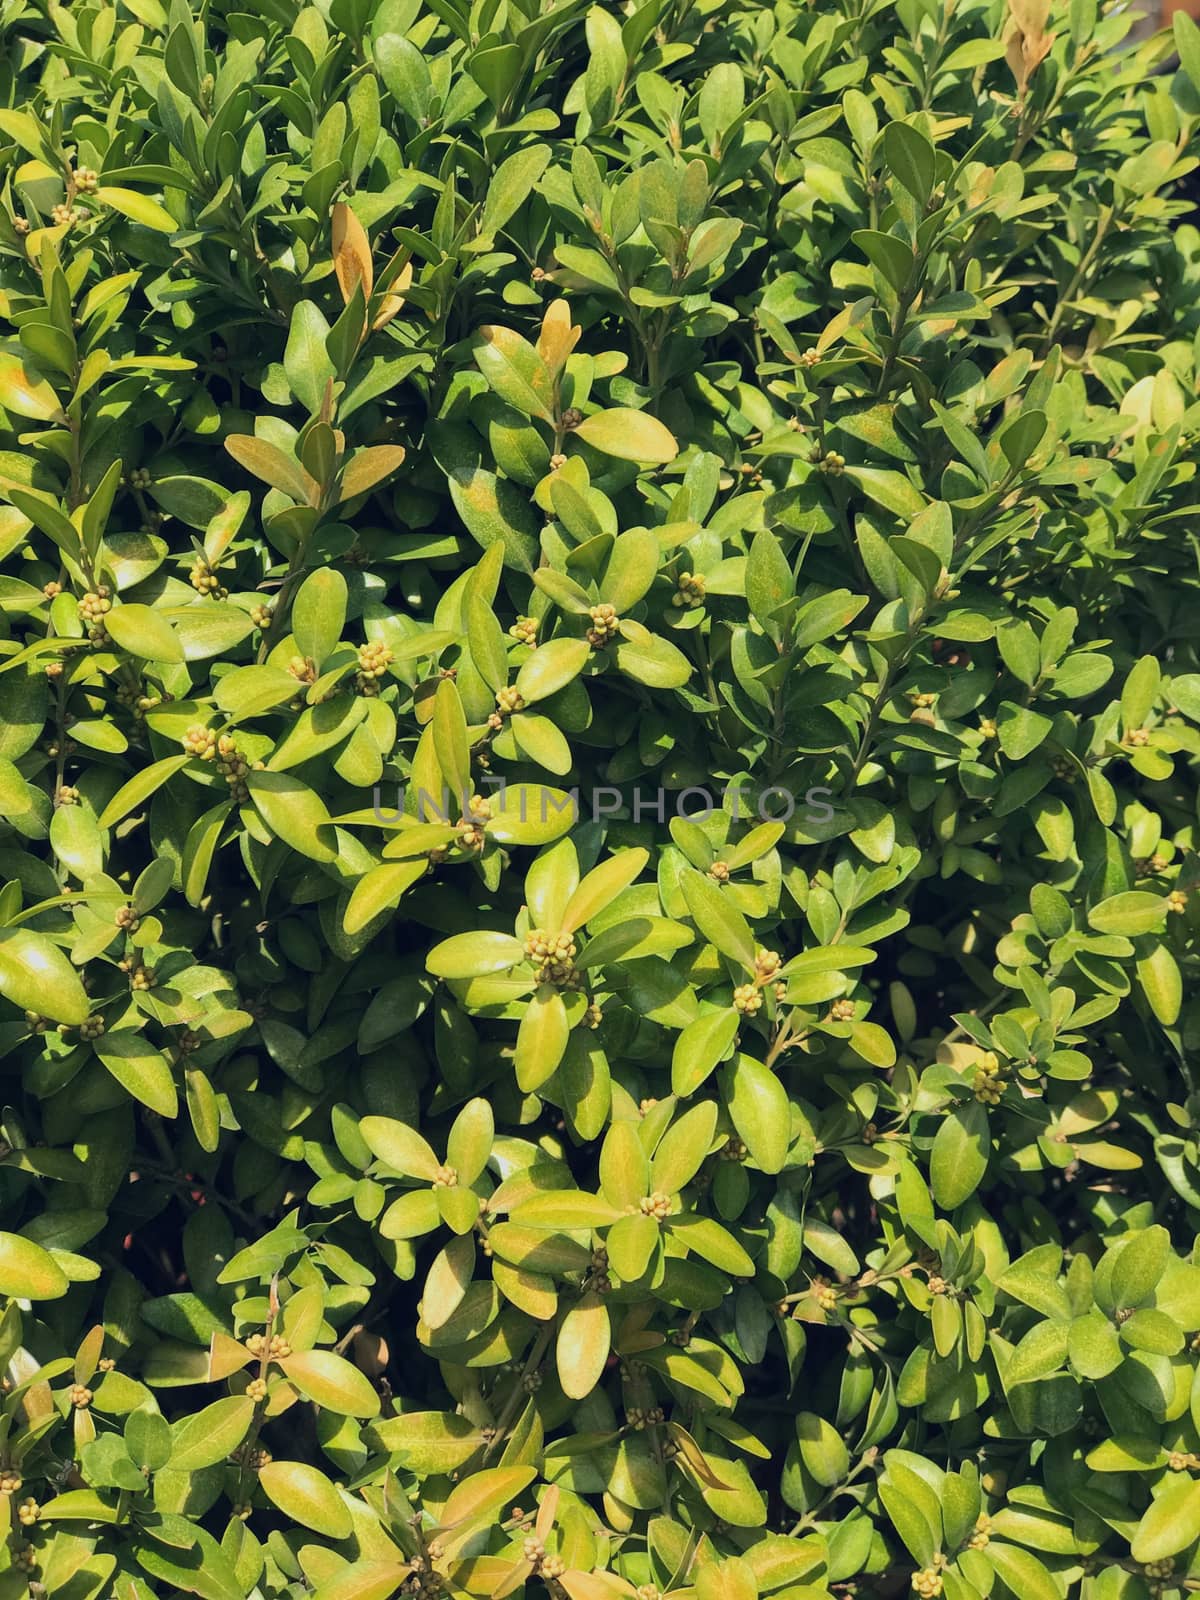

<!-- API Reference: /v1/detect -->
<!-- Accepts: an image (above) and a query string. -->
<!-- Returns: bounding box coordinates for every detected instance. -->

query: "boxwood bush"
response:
[4,0,1200,1595]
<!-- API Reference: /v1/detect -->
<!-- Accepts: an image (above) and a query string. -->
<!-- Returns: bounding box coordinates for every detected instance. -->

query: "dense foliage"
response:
[3,0,1200,1595]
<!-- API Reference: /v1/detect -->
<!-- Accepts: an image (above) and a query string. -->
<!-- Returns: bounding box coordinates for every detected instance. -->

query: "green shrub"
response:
[4,0,1200,1595]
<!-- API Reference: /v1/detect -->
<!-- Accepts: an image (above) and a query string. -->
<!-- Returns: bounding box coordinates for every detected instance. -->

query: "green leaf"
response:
[465,545,508,690]
[1116,140,1177,198]
[447,462,538,571]
[672,1008,741,1096]
[292,569,348,668]
[1067,1311,1123,1380]
[745,529,793,638]
[96,1033,178,1117]
[376,32,433,117]
[1137,941,1182,1026]
[1085,1435,1166,1473]
[1006,1319,1070,1387]
[1111,1226,1171,1310]
[510,1190,623,1230]
[614,629,692,689]
[215,665,300,719]
[722,1054,789,1174]
[996,1247,1071,1320]
[131,1525,243,1600]
[439,1466,537,1533]
[344,859,427,935]
[843,466,926,518]
[600,1119,651,1208]
[929,1101,989,1209]
[848,1020,896,1068]
[985,1543,1063,1600]
[511,712,573,775]
[996,703,1053,760]
[311,1564,412,1600]
[667,1214,754,1275]
[0,928,90,1023]
[881,121,935,203]
[0,108,53,162]
[1132,1480,1200,1561]
[284,301,336,414]
[104,604,185,662]
[607,1210,660,1281]
[603,529,661,612]
[999,410,1046,472]
[1087,892,1168,937]
[878,1459,941,1563]
[474,326,556,423]
[853,228,915,295]
[793,589,868,650]
[650,1101,718,1194]
[432,676,471,804]
[1176,10,1200,88]
[1121,654,1161,729]
[480,146,552,237]
[50,803,102,878]
[369,1411,483,1474]
[996,621,1040,687]
[796,1411,850,1487]
[488,783,578,844]
[679,869,757,972]
[447,1097,494,1186]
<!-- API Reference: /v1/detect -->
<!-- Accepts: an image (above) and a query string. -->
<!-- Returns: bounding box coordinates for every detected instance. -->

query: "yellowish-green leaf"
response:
[0,1230,70,1299]
[246,771,337,863]
[474,325,556,423]
[572,408,678,464]
[312,1564,413,1600]
[169,1396,256,1471]
[344,859,427,934]
[258,1460,353,1537]
[338,445,407,502]
[104,603,185,663]
[557,1291,610,1399]
[561,848,649,933]
[278,1349,382,1417]
[224,435,319,503]
[515,985,570,1091]
[95,186,179,232]
[0,355,65,421]
[438,1466,536,1533]
[292,569,347,668]
[516,637,591,703]
[96,1033,179,1117]
[0,928,90,1023]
